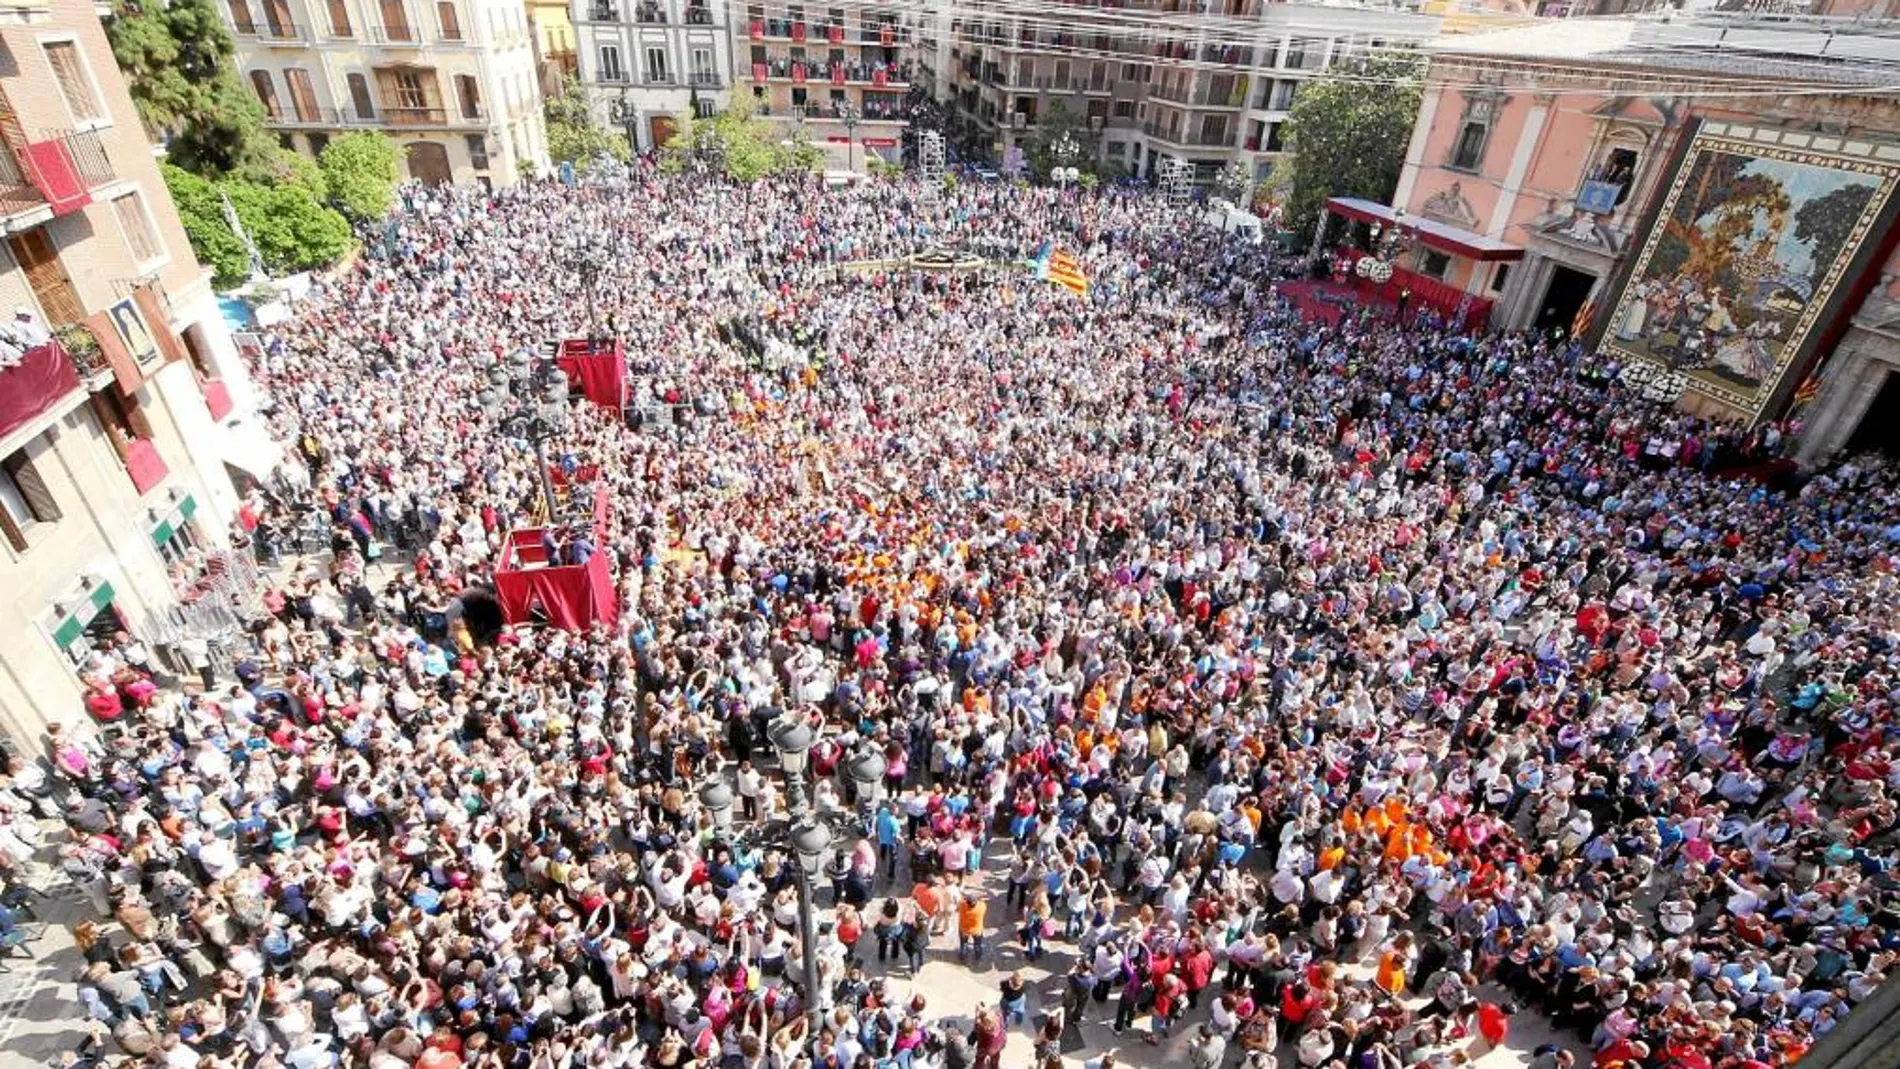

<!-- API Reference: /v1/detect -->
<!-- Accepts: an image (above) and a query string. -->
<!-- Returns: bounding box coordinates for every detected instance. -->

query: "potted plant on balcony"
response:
[54,322,106,378]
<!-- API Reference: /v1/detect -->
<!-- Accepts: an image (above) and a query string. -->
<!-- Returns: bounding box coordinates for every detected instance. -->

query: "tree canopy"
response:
[660,96,815,181]
[1024,101,1097,180]
[546,77,633,168]
[320,132,403,220]
[164,162,357,288]
[106,0,274,176]
[1280,53,1424,236]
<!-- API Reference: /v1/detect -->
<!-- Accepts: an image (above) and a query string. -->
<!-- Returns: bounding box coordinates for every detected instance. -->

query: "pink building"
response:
[1358,15,1900,458]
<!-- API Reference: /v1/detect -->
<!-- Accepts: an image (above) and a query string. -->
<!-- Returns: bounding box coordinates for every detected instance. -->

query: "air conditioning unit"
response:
[1011,112,1027,129]
[1087,116,1104,131]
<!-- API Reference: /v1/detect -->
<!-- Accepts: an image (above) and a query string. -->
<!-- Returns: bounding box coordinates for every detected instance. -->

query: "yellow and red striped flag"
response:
[1041,246,1089,297]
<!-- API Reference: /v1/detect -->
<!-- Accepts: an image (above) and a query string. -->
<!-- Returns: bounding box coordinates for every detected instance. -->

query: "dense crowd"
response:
[20,167,1900,1069]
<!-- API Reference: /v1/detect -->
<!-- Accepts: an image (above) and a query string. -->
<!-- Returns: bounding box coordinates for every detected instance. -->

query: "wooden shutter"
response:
[3,452,60,522]
[8,231,84,326]
[348,73,375,119]
[133,289,187,365]
[328,0,351,34]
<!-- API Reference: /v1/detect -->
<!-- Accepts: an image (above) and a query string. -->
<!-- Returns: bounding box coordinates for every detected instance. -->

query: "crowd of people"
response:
[17,164,1900,1069]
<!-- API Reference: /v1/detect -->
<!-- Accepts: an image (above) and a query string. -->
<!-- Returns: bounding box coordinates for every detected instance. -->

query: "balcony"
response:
[643,70,674,86]
[753,56,911,87]
[0,342,83,443]
[382,106,484,127]
[260,21,308,43]
[3,127,115,218]
[1142,121,1233,149]
[368,23,419,43]
[634,1,665,21]
[688,72,722,88]
[270,106,342,127]
[0,0,51,23]
[684,4,713,23]
[586,1,618,18]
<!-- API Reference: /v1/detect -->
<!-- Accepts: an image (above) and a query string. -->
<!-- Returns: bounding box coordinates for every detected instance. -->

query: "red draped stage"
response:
[493,488,618,632]
[556,338,627,412]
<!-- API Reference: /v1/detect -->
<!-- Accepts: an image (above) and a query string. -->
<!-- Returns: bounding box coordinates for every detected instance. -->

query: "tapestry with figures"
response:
[1601,120,1900,420]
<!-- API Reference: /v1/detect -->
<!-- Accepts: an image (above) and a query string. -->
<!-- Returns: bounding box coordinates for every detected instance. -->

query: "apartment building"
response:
[574,0,732,152]
[943,0,1439,185]
[221,0,551,187]
[732,1,913,167]
[0,0,272,746]
[527,0,579,95]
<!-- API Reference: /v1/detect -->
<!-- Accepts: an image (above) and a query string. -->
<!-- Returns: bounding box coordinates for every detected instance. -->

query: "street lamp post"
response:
[837,99,860,173]
[562,241,607,338]
[477,349,570,525]
[708,712,885,1048]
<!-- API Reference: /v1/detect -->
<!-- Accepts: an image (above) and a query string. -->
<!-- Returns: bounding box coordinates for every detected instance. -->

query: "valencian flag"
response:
[1033,241,1088,296]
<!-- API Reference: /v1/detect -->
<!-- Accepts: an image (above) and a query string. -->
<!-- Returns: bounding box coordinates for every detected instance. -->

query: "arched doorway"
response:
[405,141,452,185]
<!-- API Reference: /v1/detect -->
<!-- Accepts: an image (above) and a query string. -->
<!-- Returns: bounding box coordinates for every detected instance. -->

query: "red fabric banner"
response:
[872,67,887,86]
[126,438,169,495]
[830,65,845,85]
[752,62,767,82]
[749,19,762,37]
[792,63,807,83]
[23,139,89,216]
[556,338,627,411]
[0,343,82,442]
[493,492,617,632]
[791,20,805,39]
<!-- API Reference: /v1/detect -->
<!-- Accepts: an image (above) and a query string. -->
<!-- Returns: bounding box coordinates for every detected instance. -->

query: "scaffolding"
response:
[1158,157,1194,206]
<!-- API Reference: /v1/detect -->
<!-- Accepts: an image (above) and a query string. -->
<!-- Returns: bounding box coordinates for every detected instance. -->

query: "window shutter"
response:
[4,454,60,523]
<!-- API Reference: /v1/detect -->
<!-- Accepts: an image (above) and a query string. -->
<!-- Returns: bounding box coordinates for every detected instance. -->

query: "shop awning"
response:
[216,414,285,480]
[1325,197,1524,263]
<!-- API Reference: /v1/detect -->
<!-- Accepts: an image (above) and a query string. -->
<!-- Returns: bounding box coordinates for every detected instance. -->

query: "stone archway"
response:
[405,141,453,186]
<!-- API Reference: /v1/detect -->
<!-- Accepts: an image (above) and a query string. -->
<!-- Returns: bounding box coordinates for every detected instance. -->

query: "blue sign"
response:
[1575,180,1623,215]
[559,160,577,187]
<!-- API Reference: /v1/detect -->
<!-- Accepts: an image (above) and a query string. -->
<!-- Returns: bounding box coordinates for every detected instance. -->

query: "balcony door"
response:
[8,230,83,327]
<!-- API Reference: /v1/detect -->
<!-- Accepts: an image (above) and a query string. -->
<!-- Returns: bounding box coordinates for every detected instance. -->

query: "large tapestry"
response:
[1602,121,1900,419]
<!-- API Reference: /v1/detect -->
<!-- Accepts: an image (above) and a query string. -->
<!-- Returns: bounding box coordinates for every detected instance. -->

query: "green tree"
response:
[1280,53,1424,235]
[661,97,804,182]
[546,77,632,167]
[162,163,253,287]
[1025,100,1095,180]
[1794,181,1877,268]
[106,0,273,176]
[319,132,402,220]
[223,179,355,274]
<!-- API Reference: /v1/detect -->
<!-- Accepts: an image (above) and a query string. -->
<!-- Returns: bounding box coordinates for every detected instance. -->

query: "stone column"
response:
[1794,323,1900,467]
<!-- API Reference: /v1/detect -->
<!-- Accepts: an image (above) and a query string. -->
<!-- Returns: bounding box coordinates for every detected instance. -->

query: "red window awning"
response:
[1325,196,1523,263]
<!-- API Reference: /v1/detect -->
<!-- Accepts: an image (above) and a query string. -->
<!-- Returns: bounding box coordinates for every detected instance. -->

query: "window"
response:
[379,0,411,38]
[227,0,257,33]
[645,46,668,81]
[286,68,320,121]
[44,41,104,124]
[790,86,808,108]
[1105,140,1124,158]
[454,73,481,118]
[113,194,162,264]
[1111,99,1133,119]
[307,131,331,155]
[691,46,713,81]
[347,73,376,118]
[437,1,461,38]
[1490,262,1511,293]
[1264,122,1284,152]
[599,44,625,81]
[1121,62,1139,81]
[391,70,428,109]
[0,448,58,551]
[1199,115,1229,144]
[1451,121,1487,171]
[263,0,294,35]
[1420,250,1451,279]
[249,69,283,119]
[466,134,489,168]
[327,0,352,35]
